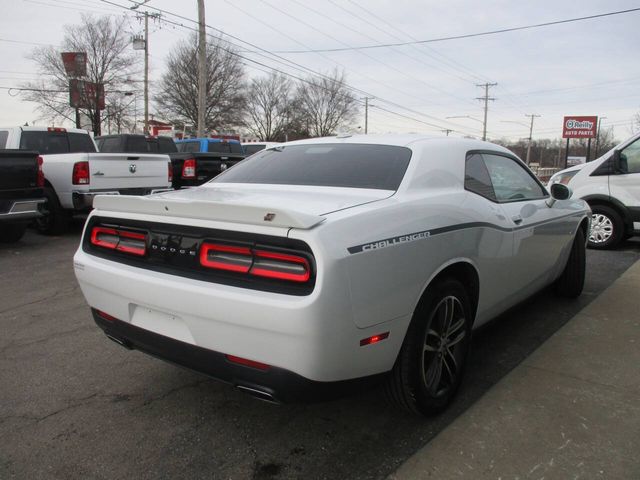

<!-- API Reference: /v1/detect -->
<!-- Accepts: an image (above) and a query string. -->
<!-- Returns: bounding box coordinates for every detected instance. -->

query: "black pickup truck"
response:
[0,150,45,242]
[95,134,246,189]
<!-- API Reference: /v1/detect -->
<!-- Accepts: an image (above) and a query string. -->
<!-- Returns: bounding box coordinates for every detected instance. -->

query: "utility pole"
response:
[441,129,453,136]
[476,82,497,141]
[362,97,374,134]
[197,0,207,138]
[525,114,541,165]
[131,1,160,136]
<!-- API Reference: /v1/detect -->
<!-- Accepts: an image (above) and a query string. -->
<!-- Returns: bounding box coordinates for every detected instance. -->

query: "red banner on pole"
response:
[61,52,87,78]
[69,79,105,110]
[562,116,597,138]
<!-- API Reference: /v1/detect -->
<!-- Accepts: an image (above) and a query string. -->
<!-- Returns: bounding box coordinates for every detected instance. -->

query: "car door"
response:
[610,136,640,230]
[481,152,575,298]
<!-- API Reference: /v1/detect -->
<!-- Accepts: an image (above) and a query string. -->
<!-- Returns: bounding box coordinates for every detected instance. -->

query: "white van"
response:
[550,132,640,249]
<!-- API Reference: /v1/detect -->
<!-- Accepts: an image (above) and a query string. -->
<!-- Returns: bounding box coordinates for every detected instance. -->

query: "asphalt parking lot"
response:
[1,221,639,480]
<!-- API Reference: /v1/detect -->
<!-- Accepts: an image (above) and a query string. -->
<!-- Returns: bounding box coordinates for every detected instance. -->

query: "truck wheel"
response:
[588,205,623,249]
[555,227,586,298]
[384,278,472,415]
[35,188,69,235]
[0,223,28,243]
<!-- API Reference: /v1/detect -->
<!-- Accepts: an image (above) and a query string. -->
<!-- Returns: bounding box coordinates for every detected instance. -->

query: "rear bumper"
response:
[92,309,385,403]
[72,188,173,210]
[0,198,45,222]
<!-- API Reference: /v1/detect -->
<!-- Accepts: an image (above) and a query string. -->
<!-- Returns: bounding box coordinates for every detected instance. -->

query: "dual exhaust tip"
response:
[104,332,280,404]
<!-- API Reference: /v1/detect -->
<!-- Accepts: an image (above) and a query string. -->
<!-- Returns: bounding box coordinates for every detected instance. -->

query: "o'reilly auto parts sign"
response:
[563,116,597,138]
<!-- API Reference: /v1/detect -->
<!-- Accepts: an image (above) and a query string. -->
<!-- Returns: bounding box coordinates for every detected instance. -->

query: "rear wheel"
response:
[385,278,472,415]
[0,223,28,243]
[588,205,623,249]
[35,188,69,235]
[555,227,586,298]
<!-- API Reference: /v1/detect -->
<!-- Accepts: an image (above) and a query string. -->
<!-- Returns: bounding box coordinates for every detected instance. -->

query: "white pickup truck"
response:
[0,126,172,234]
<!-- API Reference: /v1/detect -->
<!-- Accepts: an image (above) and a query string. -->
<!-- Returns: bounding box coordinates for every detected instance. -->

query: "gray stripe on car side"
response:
[347,212,586,255]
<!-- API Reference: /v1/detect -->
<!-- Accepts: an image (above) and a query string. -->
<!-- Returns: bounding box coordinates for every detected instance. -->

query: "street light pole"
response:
[594,116,607,159]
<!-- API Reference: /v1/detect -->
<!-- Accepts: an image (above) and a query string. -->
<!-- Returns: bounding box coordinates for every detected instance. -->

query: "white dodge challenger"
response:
[74,135,590,415]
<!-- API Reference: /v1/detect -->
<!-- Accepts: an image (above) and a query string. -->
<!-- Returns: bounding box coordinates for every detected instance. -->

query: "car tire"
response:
[0,223,28,243]
[588,205,623,249]
[384,278,472,415]
[35,188,69,235]
[555,227,586,298]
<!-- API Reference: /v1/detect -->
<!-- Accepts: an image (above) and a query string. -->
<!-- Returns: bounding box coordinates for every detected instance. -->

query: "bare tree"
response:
[22,15,140,135]
[296,69,359,137]
[155,34,246,133]
[244,72,296,141]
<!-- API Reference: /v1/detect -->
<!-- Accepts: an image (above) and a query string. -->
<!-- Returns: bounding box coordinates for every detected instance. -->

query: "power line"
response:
[99,0,481,136]
[273,7,640,53]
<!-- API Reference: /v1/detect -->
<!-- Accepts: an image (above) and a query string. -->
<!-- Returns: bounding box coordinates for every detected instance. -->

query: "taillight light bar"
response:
[36,155,44,187]
[91,226,147,256]
[168,161,173,183]
[199,242,311,283]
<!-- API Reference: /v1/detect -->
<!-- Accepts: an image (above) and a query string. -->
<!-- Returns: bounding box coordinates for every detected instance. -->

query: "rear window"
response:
[19,131,97,154]
[213,143,412,190]
[0,131,8,149]
[244,144,266,155]
[177,141,201,153]
[207,141,243,154]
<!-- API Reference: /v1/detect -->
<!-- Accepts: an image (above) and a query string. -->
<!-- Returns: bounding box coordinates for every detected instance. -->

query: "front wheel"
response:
[588,205,623,249]
[385,278,472,415]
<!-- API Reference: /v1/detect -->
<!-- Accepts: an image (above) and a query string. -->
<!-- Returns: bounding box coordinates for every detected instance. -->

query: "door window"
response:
[482,153,547,202]
[465,153,497,201]
[621,138,640,174]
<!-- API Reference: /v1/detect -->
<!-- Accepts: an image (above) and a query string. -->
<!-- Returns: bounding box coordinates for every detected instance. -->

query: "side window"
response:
[465,153,496,201]
[0,131,8,149]
[483,153,546,202]
[621,138,640,174]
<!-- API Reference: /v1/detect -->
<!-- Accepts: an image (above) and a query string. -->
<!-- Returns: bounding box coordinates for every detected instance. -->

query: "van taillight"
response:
[91,226,147,256]
[72,161,90,185]
[168,161,173,183]
[182,158,196,179]
[37,155,44,187]
[199,242,311,283]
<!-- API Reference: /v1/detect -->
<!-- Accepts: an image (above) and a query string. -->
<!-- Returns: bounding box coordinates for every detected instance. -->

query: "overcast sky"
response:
[1,0,639,142]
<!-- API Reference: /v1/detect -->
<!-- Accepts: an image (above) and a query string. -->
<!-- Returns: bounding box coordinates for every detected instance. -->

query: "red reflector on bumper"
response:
[96,310,118,322]
[360,332,390,346]
[226,355,270,371]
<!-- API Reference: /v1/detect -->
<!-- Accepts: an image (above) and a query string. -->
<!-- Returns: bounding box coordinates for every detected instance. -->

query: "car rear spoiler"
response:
[92,194,325,230]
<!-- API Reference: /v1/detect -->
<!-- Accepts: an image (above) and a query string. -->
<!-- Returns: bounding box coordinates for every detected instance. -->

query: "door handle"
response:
[512,215,523,225]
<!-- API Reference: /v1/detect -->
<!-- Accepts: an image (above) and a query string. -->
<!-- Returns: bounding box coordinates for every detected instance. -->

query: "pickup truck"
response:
[0,127,172,234]
[96,134,246,189]
[0,150,45,242]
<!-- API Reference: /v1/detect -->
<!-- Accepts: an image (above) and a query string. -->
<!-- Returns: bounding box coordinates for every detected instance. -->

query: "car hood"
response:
[93,183,394,230]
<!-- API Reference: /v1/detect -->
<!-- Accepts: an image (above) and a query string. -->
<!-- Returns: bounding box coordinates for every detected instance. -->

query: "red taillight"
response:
[168,161,173,183]
[91,226,147,256]
[72,161,90,185]
[182,158,196,179]
[47,127,67,132]
[200,243,252,273]
[226,355,270,371]
[199,242,311,283]
[360,332,390,347]
[36,155,44,187]
[251,249,310,282]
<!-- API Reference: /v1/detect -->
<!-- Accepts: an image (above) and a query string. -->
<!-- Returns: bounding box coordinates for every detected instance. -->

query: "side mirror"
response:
[546,183,572,207]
